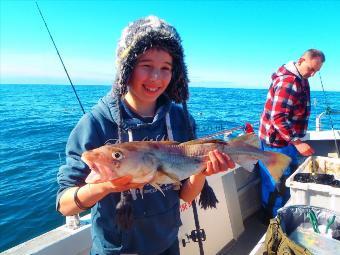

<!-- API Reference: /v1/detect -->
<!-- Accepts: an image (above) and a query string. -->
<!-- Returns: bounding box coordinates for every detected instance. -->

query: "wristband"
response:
[74,186,92,210]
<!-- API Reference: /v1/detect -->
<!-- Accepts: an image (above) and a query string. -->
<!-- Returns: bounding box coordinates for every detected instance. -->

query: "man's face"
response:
[297,56,323,79]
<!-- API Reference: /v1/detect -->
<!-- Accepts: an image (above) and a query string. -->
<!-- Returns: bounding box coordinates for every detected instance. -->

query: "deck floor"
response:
[218,211,268,255]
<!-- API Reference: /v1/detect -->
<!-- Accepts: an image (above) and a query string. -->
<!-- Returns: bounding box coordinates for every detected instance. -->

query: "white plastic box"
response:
[286,156,340,212]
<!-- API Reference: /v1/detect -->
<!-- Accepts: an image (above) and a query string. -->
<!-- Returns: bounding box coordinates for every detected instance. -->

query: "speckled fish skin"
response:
[81,134,291,184]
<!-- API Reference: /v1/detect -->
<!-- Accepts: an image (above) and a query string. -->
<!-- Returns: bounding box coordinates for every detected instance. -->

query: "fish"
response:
[81,133,291,188]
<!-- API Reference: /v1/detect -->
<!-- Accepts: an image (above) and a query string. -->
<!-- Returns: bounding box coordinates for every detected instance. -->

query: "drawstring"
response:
[127,128,138,201]
[115,95,133,230]
[127,129,133,143]
[165,112,174,141]
[128,113,173,200]
[116,112,174,230]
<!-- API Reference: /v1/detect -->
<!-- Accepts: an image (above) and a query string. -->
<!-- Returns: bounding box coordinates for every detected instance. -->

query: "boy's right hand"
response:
[106,175,145,192]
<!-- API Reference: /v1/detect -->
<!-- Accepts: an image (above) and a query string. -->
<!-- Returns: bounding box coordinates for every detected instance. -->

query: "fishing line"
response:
[318,72,340,158]
[35,1,85,115]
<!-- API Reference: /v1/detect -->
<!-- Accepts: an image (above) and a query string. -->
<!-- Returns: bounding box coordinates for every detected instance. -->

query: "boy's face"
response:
[127,48,173,107]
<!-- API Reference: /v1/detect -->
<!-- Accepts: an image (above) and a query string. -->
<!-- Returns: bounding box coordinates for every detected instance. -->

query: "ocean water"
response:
[0,84,339,252]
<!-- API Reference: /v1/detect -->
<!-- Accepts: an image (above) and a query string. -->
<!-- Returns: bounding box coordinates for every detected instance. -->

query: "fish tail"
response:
[199,180,219,209]
[228,133,259,147]
[261,151,292,182]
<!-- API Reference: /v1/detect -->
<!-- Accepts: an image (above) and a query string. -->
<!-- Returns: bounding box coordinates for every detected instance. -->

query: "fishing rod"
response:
[318,72,340,158]
[35,1,85,115]
[183,122,257,255]
[199,122,257,140]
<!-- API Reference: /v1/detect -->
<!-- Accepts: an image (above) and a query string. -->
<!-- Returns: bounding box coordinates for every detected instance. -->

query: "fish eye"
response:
[112,151,123,160]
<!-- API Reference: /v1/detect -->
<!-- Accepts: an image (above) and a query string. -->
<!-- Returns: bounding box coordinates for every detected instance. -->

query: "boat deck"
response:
[218,211,267,255]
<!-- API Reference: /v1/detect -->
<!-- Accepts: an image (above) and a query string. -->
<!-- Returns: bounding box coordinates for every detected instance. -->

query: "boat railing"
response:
[315,108,340,131]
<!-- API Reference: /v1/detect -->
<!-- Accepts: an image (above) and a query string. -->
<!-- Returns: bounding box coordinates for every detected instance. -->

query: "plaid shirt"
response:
[259,63,311,147]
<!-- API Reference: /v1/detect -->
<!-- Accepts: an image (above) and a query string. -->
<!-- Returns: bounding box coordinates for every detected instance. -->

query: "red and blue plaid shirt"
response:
[259,63,311,147]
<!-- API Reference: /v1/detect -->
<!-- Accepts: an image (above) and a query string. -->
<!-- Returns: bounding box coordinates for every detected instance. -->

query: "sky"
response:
[1,0,339,91]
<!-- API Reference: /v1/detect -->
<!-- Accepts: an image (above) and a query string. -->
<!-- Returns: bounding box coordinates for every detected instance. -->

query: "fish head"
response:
[82,143,159,184]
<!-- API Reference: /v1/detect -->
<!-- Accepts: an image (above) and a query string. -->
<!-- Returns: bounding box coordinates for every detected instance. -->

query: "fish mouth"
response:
[85,170,102,183]
[81,152,119,183]
[81,153,98,171]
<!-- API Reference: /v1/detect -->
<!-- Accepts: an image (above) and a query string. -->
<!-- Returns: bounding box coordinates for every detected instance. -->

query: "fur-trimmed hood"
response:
[114,15,189,103]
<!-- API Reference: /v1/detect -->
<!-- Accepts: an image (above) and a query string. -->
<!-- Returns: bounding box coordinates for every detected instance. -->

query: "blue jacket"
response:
[57,91,195,255]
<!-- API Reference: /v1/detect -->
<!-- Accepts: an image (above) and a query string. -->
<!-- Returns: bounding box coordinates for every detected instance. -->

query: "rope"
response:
[318,72,340,158]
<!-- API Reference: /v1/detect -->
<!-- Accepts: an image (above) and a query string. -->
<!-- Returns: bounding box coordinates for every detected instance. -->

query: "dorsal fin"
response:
[180,139,228,146]
[155,141,180,145]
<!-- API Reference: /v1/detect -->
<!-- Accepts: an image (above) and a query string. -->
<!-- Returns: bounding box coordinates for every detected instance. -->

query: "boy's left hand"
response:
[203,150,235,176]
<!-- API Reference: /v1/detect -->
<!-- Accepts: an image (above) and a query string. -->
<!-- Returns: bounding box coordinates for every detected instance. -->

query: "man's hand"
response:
[203,150,236,176]
[292,140,314,156]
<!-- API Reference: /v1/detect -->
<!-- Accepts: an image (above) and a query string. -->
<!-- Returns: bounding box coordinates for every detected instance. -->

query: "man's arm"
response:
[270,81,297,141]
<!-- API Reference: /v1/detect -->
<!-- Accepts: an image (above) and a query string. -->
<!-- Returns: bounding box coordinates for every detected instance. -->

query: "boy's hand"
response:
[106,175,145,192]
[204,150,236,176]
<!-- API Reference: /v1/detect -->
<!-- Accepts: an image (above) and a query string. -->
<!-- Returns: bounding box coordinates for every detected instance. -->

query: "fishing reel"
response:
[181,228,206,247]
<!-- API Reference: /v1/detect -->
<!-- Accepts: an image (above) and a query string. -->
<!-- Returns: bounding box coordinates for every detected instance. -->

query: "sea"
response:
[1,84,339,252]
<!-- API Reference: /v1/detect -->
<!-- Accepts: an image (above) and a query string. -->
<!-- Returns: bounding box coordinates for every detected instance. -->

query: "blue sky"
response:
[1,0,339,91]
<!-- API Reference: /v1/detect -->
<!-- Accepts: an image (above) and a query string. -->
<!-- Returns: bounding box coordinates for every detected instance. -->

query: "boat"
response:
[2,110,339,255]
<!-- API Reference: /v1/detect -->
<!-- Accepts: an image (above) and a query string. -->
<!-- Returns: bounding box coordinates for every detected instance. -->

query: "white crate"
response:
[286,156,340,212]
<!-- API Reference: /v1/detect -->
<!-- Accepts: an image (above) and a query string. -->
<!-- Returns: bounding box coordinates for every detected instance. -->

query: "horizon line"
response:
[0,83,339,92]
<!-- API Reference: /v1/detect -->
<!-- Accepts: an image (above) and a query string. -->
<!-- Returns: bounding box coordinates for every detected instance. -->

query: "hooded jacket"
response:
[259,61,311,147]
[57,92,195,255]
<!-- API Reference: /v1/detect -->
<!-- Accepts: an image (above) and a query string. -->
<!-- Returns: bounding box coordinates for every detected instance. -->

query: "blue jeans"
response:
[258,140,299,218]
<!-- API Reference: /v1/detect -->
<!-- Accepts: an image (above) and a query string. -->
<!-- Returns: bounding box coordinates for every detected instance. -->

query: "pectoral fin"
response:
[157,166,181,186]
[130,189,137,200]
[150,182,165,196]
[138,187,144,199]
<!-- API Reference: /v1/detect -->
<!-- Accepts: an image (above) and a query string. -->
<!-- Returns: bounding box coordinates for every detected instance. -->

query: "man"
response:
[258,49,325,219]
